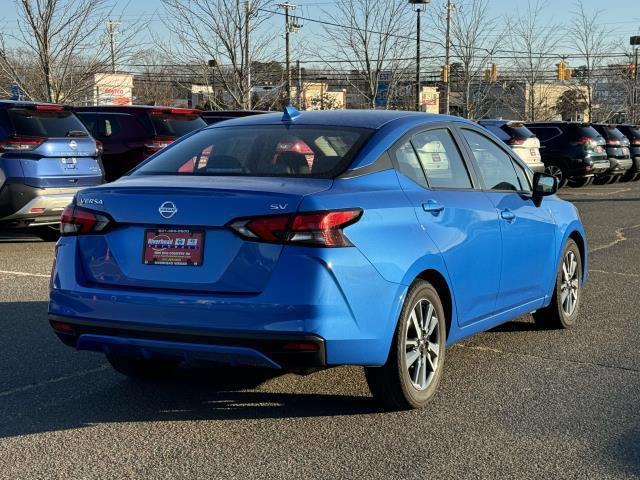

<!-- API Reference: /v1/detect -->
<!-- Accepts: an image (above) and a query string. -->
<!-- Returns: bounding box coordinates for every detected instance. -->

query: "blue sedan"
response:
[49,108,587,409]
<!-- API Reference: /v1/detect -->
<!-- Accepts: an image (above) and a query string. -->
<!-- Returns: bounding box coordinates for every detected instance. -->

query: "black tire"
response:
[593,176,610,185]
[607,175,620,184]
[632,173,640,182]
[533,239,582,329]
[33,225,60,242]
[568,177,592,188]
[544,165,568,189]
[106,354,180,380]
[365,281,446,410]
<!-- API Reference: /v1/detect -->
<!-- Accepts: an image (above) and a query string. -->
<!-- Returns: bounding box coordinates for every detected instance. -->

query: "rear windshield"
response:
[502,123,535,139]
[8,108,89,138]
[620,126,640,140]
[133,125,372,178]
[600,126,626,140]
[149,113,206,137]
[569,125,602,140]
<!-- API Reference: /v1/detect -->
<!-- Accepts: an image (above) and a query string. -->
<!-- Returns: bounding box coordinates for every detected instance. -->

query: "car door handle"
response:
[423,200,444,214]
[500,209,516,222]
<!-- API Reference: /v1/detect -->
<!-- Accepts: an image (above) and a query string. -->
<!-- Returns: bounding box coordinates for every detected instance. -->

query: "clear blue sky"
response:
[1,0,639,59]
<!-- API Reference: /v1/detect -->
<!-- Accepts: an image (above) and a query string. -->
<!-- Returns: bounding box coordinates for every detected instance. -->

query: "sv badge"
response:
[270,203,288,210]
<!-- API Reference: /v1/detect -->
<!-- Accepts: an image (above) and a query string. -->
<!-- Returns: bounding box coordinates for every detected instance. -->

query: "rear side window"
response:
[462,129,523,191]
[7,108,89,137]
[149,113,206,137]
[77,113,144,139]
[528,126,560,142]
[395,140,428,187]
[133,125,372,178]
[412,129,472,189]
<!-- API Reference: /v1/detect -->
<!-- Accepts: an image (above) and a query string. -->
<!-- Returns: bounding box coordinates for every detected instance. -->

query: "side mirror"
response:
[532,172,558,200]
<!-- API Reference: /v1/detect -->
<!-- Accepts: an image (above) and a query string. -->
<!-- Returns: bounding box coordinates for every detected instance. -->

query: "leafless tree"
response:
[0,0,140,103]
[567,1,613,122]
[505,0,563,121]
[159,0,275,110]
[434,0,502,119]
[319,0,412,109]
[131,50,179,106]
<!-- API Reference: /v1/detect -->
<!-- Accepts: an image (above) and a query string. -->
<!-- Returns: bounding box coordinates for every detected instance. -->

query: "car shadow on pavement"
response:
[0,229,43,243]
[488,316,554,333]
[0,300,382,439]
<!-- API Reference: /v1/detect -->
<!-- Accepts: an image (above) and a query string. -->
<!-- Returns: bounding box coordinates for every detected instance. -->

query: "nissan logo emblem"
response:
[159,201,177,219]
[68,140,77,149]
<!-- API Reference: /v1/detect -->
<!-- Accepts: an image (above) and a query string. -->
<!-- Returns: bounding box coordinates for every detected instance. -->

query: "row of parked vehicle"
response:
[0,101,268,240]
[0,98,638,241]
[479,119,640,187]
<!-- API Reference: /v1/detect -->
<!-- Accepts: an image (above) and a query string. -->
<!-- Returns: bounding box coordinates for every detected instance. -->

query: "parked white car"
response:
[479,120,544,173]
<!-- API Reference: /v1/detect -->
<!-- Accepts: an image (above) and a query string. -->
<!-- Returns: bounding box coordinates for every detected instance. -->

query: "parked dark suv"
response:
[526,122,610,187]
[0,101,104,240]
[590,124,633,184]
[616,125,640,182]
[75,106,206,182]
[200,110,268,125]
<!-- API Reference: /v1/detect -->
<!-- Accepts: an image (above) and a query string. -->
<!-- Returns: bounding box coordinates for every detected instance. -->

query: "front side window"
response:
[412,129,473,189]
[462,129,524,191]
[133,125,372,178]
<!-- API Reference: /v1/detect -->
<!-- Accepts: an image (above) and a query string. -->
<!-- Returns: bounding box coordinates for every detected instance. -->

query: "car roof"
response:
[206,109,466,130]
[74,105,200,113]
[201,110,269,116]
[0,100,70,109]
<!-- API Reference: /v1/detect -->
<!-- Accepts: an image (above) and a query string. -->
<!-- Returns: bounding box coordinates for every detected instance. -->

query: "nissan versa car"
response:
[0,101,104,241]
[49,109,587,409]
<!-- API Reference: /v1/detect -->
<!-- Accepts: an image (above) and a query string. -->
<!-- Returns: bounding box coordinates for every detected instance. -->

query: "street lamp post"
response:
[208,59,217,110]
[409,0,431,112]
[631,36,640,123]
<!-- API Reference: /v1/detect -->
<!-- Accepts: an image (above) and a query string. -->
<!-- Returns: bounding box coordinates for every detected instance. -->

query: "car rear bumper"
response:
[0,183,80,227]
[526,161,545,173]
[49,315,326,370]
[601,158,633,175]
[49,237,406,367]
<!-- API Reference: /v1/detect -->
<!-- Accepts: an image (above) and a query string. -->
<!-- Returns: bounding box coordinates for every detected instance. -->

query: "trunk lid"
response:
[75,175,332,293]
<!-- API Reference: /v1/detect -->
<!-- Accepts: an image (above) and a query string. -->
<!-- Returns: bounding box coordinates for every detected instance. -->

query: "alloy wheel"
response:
[545,165,563,183]
[404,299,440,391]
[560,251,579,316]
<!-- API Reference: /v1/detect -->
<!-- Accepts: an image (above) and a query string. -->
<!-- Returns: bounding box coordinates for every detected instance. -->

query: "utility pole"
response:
[409,1,431,112]
[297,59,302,107]
[631,36,640,123]
[106,20,120,73]
[444,0,452,115]
[278,2,300,105]
[245,0,251,110]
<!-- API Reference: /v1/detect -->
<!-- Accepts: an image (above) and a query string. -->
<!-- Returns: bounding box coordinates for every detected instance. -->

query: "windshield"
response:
[8,108,89,137]
[133,125,372,178]
[149,113,206,137]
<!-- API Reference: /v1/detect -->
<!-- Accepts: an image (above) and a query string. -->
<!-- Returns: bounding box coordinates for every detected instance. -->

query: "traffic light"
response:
[441,65,449,82]
[557,61,566,81]
[483,63,498,81]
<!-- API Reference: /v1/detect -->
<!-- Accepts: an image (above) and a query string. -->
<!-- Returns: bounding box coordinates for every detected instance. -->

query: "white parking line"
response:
[0,270,50,278]
[591,269,640,278]
[0,365,110,398]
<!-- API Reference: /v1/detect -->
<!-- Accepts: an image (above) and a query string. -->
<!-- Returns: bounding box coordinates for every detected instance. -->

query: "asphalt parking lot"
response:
[0,182,638,479]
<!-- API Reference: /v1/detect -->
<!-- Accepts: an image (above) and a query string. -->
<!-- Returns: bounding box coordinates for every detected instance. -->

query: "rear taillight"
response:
[143,136,176,156]
[0,136,45,151]
[229,209,362,247]
[508,137,526,146]
[607,139,621,146]
[60,205,112,235]
[95,140,103,156]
